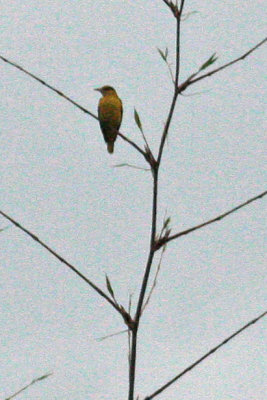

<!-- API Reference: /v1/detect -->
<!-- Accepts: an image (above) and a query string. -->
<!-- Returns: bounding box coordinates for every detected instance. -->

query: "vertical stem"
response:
[128,168,159,400]
[174,15,181,87]
[135,170,158,323]
[128,328,137,400]
[128,2,185,398]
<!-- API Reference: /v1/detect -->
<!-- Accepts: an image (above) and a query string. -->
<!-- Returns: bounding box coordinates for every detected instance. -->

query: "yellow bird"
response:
[95,85,123,154]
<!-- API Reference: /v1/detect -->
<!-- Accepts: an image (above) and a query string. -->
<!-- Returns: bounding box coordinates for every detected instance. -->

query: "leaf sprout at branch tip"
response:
[199,53,218,71]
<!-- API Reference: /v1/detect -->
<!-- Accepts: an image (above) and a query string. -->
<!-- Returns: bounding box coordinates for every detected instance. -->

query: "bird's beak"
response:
[94,88,101,92]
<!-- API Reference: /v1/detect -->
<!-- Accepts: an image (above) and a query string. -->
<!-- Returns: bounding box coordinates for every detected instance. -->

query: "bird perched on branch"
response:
[95,85,123,154]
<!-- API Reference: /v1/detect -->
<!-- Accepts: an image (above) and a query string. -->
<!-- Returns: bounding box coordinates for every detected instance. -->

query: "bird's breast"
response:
[99,96,122,123]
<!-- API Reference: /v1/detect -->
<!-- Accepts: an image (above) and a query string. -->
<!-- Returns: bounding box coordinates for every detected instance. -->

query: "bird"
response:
[94,85,123,154]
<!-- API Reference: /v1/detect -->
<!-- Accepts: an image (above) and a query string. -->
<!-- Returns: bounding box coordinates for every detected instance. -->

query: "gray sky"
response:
[1,1,266,399]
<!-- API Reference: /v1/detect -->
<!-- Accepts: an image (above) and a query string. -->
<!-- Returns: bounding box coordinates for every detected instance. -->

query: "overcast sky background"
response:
[0,1,266,399]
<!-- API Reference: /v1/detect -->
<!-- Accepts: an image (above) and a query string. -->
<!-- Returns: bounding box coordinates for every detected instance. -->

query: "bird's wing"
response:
[98,98,108,133]
[118,98,123,130]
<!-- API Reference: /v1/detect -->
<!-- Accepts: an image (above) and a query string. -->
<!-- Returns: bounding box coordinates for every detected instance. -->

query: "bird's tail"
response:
[107,142,114,154]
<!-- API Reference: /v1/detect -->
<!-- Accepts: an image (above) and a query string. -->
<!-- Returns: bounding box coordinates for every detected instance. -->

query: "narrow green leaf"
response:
[157,47,167,62]
[182,10,199,21]
[134,108,143,133]
[105,274,115,299]
[113,163,150,171]
[199,53,218,71]
[165,47,169,59]
[32,373,53,384]
[163,217,171,229]
[113,163,131,168]
[5,373,52,400]
[165,228,171,238]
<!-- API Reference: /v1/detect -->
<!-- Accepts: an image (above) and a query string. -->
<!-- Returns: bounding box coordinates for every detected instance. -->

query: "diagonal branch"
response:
[162,0,185,18]
[0,55,98,119]
[118,132,147,158]
[5,373,53,400]
[0,55,146,159]
[178,38,267,93]
[162,0,171,7]
[162,0,176,16]
[156,190,267,249]
[144,310,267,399]
[0,209,123,316]
[180,0,186,15]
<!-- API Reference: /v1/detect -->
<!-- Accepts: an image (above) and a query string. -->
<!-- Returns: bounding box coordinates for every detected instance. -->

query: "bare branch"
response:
[113,163,150,171]
[5,373,52,400]
[144,310,267,399]
[162,0,184,18]
[0,55,147,159]
[178,38,267,93]
[180,0,186,14]
[162,0,170,7]
[96,328,128,342]
[134,108,151,151]
[118,132,148,159]
[157,92,178,165]
[0,210,123,316]
[0,55,98,119]
[166,61,175,85]
[156,190,267,249]
[162,0,172,11]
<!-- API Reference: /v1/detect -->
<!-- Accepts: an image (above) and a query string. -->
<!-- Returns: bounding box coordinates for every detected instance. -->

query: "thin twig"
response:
[158,210,168,242]
[190,38,266,85]
[96,329,128,342]
[135,114,151,151]
[141,246,166,314]
[157,92,178,165]
[134,108,155,163]
[162,0,171,9]
[180,1,186,19]
[166,61,175,85]
[0,210,122,315]
[113,163,150,171]
[178,38,267,93]
[144,310,267,399]
[5,373,52,400]
[0,55,97,119]
[156,190,267,249]
[181,88,212,96]
[118,132,147,158]
[0,55,147,159]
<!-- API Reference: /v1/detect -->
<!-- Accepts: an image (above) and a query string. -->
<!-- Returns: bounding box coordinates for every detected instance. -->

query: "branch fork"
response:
[120,306,136,331]
[163,1,180,18]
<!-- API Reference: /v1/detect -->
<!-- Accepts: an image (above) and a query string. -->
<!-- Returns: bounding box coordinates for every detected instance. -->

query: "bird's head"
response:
[94,85,117,96]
